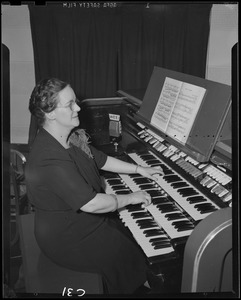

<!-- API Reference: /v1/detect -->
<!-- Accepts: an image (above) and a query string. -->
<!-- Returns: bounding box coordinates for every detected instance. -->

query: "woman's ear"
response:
[45,110,56,120]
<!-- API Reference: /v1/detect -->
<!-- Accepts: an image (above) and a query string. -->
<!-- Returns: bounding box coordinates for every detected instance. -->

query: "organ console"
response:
[79,66,234,294]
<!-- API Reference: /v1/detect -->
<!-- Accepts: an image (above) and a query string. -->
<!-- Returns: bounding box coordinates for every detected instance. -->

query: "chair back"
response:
[10,149,29,246]
[10,149,30,215]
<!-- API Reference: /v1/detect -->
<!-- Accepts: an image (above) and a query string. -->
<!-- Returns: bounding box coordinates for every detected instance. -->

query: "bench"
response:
[17,213,104,296]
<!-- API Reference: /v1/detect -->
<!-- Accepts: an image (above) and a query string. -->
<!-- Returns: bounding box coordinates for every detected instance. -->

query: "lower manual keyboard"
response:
[104,175,176,262]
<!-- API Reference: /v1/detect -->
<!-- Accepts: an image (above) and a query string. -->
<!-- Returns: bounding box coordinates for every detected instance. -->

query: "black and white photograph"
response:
[2,1,239,298]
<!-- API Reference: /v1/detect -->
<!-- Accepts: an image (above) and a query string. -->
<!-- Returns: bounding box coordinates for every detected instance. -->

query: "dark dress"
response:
[25,128,148,294]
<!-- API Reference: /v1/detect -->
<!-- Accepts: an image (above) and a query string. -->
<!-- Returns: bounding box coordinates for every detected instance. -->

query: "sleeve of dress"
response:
[90,145,108,168]
[37,149,97,211]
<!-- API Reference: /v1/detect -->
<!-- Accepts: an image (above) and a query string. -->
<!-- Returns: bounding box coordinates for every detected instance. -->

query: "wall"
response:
[206,4,238,85]
[1,3,238,144]
[2,5,35,144]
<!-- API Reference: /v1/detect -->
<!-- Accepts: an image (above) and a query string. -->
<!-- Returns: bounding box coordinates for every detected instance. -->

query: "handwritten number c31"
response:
[62,287,86,297]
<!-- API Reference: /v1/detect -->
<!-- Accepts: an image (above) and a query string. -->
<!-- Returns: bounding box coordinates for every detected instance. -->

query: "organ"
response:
[79,66,234,293]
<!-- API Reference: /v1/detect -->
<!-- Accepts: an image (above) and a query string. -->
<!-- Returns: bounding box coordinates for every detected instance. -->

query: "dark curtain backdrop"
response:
[28,3,212,146]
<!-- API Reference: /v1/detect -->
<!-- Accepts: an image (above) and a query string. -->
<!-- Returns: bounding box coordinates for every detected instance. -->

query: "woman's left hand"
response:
[136,165,164,180]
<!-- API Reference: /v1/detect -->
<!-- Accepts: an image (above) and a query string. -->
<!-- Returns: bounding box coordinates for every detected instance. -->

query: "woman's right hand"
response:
[129,191,152,207]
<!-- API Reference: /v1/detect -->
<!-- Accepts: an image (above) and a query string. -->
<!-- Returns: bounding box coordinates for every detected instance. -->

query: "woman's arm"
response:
[81,156,164,214]
[80,191,151,214]
[101,156,164,180]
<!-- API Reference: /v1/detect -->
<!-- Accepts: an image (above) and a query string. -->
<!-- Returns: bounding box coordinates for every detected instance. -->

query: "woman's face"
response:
[53,85,80,130]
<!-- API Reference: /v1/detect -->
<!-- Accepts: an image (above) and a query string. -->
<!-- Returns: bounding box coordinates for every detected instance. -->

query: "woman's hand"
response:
[129,191,152,207]
[136,165,164,180]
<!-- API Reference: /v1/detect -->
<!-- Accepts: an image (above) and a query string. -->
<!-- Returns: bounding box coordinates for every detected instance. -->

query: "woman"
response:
[25,78,163,294]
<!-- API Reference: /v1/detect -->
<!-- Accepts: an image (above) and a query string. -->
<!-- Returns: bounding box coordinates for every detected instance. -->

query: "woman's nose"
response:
[75,102,81,111]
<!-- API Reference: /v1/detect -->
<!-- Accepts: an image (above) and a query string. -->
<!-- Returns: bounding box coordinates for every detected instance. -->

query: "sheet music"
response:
[151,78,182,132]
[151,77,206,144]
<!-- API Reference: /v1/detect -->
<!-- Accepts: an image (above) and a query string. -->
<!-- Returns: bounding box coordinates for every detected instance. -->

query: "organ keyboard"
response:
[103,143,231,264]
[102,117,232,262]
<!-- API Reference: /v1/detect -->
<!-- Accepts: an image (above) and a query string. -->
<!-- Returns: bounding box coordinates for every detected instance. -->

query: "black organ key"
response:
[144,159,160,165]
[136,218,155,223]
[150,237,171,249]
[177,225,195,231]
[159,207,179,213]
[139,154,155,160]
[157,203,179,213]
[200,207,217,214]
[177,187,196,193]
[194,203,217,213]
[172,220,195,231]
[153,241,172,249]
[165,213,186,220]
[139,184,157,190]
[152,240,171,245]
[148,163,164,167]
[177,188,199,196]
[115,190,131,194]
[143,229,164,237]
[129,174,143,178]
[156,203,174,208]
[146,163,174,175]
[155,202,170,208]
[131,212,151,219]
[153,243,172,249]
[151,239,171,245]
[152,197,170,205]
[111,185,129,191]
[139,223,158,229]
[146,190,163,197]
[172,220,193,226]
[149,237,168,243]
[104,173,120,179]
[163,175,182,183]
[163,169,175,175]
[187,196,207,203]
[171,181,189,188]
[194,203,214,209]
[136,219,153,224]
[159,164,170,170]
[161,166,174,174]
[148,163,163,168]
[107,179,123,185]
[127,204,144,212]
[133,178,152,184]
[137,222,157,229]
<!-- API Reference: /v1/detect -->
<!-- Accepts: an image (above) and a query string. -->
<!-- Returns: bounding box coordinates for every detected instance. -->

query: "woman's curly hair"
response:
[29,78,69,125]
